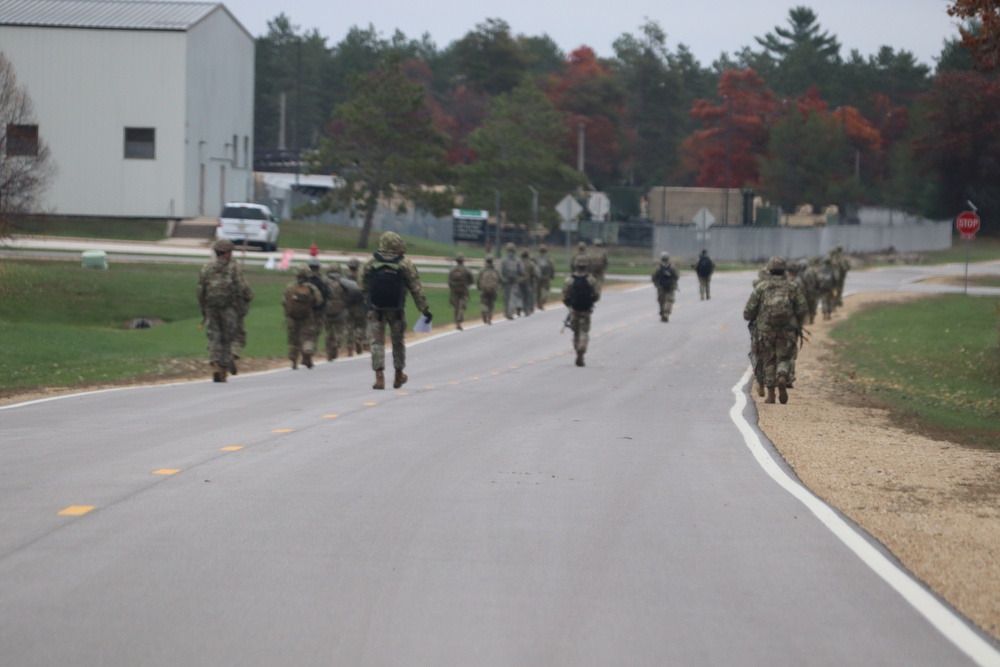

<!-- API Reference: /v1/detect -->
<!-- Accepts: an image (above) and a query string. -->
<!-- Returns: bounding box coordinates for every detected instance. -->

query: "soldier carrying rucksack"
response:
[447,254,474,330]
[651,252,679,322]
[359,231,432,390]
[693,249,715,301]
[323,262,355,361]
[476,256,501,325]
[283,266,323,370]
[562,255,601,367]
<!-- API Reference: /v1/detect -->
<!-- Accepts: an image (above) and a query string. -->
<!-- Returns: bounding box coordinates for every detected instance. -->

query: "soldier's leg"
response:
[503,284,514,318]
[388,312,407,371]
[233,314,246,359]
[369,312,386,371]
[325,318,338,360]
[286,318,302,368]
[657,289,667,321]
[706,276,711,300]
[456,295,468,325]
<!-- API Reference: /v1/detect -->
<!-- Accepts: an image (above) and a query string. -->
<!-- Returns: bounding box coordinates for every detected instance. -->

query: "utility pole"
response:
[528,186,538,247]
[577,122,585,173]
[723,95,732,225]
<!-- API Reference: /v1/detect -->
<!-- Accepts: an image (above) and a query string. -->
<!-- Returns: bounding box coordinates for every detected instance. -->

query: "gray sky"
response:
[224,0,959,68]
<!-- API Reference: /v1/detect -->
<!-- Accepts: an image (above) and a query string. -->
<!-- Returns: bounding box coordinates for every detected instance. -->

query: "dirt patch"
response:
[754,291,1000,640]
[917,274,1000,287]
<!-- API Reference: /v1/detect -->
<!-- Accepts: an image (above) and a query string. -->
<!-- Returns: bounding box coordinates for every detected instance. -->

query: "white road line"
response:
[729,367,1000,666]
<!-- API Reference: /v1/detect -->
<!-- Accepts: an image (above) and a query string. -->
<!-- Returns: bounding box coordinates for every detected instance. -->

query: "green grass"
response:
[829,294,1000,449]
[11,216,169,242]
[918,236,1000,265]
[0,258,456,392]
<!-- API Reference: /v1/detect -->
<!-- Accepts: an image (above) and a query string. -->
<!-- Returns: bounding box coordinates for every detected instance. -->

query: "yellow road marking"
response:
[272,429,294,433]
[220,446,243,451]
[423,385,435,389]
[508,365,519,369]
[395,392,409,396]
[58,505,94,516]
[490,371,501,376]
[152,469,181,475]
[363,402,378,407]
[448,380,460,385]
[323,414,339,419]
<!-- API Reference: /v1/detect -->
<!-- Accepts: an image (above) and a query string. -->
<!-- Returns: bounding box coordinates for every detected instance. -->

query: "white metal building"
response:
[0,0,254,219]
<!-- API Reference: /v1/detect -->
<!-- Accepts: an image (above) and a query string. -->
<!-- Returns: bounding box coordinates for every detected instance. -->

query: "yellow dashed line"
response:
[395,391,409,396]
[58,505,94,516]
[363,402,378,407]
[152,469,181,475]
[508,365,519,369]
[272,429,294,433]
[448,380,460,385]
[220,446,243,451]
[490,371,501,376]
[323,414,339,419]
[423,385,435,389]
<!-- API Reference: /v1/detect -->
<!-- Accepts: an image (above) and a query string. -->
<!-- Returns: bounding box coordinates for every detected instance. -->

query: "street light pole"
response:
[528,186,538,247]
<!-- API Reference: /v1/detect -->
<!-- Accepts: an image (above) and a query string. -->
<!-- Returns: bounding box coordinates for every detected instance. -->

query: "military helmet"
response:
[307,258,321,269]
[594,238,604,247]
[577,241,586,250]
[505,242,516,252]
[326,261,341,275]
[767,256,786,272]
[378,231,406,254]
[521,249,530,257]
[455,254,465,264]
[539,244,548,253]
[212,238,234,253]
[484,255,494,264]
[296,267,311,280]
[573,256,589,271]
[347,257,361,269]
[660,252,669,262]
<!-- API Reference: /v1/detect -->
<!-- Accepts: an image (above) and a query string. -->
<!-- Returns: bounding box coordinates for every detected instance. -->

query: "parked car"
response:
[216,203,280,251]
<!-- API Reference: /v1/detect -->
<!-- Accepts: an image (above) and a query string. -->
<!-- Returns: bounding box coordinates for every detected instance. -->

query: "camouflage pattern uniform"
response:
[499,242,523,319]
[800,258,820,325]
[306,259,334,358]
[562,256,601,367]
[359,231,431,390]
[829,245,850,307]
[283,267,323,369]
[693,249,715,300]
[534,245,555,310]
[447,254,474,330]
[651,252,679,322]
[197,238,253,382]
[476,256,500,324]
[518,249,536,316]
[345,257,368,355]
[570,241,590,274]
[743,257,808,404]
[592,238,609,285]
[817,256,838,320]
[323,262,353,360]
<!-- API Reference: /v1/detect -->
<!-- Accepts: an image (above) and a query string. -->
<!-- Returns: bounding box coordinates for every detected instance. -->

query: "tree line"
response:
[252,6,1000,243]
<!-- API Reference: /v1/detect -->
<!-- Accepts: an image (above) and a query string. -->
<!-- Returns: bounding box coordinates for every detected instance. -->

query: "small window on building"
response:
[124,127,155,159]
[6,124,39,156]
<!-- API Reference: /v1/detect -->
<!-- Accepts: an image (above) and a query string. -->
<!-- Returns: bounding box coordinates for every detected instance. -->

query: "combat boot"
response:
[765,386,776,404]
[356,340,363,354]
[777,376,789,404]
[211,363,227,383]
[373,370,385,390]
[575,351,585,367]
[393,369,408,388]
[290,356,298,370]
[757,382,765,397]
[228,359,238,376]
[456,321,463,331]
[303,353,314,369]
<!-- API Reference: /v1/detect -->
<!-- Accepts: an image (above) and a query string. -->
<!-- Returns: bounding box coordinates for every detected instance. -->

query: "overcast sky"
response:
[222,0,959,68]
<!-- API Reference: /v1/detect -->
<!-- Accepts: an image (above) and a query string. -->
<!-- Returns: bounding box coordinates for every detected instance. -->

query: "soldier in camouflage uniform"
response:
[306,258,333,358]
[562,255,601,367]
[534,244,555,310]
[743,257,808,405]
[323,262,353,360]
[197,238,254,383]
[829,245,850,307]
[447,254,474,330]
[345,257,368,355]
[591,238,609,285]
[283,267,323,369]
[359,231,432,390]
[518,248,536,316]
[570,241,589,274]
[800,258,820,325]
[476,256,500,324]
[499,242,523,319]
[651,252,679,322]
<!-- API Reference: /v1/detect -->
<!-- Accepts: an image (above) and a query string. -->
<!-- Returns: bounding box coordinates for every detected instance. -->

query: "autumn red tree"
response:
[545,46,627,186]
[948,0,1000,71]
[679,69,777,188]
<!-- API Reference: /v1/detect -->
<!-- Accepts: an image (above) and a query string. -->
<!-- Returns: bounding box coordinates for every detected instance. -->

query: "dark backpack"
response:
[367,260,405,311]
[655,265,676,291]
[568,275,597,311]
[285,284,314,320]
[696,255,713,278]
[308,274,329,309]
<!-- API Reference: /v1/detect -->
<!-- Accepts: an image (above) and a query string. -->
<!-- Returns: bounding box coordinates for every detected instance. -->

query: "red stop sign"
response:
[956,211,980,236]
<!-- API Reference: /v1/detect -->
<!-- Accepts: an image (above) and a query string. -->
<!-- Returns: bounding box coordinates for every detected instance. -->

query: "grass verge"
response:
[829,294,1000,449]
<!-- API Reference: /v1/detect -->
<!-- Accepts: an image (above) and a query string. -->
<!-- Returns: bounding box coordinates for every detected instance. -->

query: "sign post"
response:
[955,210,980,294]
[556,194,583,258]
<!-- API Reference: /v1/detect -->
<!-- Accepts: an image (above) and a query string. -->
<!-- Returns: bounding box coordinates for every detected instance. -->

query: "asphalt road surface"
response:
[2,261,999,667]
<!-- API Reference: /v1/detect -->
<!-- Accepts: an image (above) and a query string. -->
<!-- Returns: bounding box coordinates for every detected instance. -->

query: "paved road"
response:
[1,262,999,666]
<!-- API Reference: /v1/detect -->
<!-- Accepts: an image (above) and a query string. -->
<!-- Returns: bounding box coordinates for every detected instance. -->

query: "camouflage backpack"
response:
[324,280,347,317]
[478,268,499,293]
[761,280,794,328]
[447,266,470,294]
[285,284,314,320]
[817,264,836,292]
[202,264,238,309]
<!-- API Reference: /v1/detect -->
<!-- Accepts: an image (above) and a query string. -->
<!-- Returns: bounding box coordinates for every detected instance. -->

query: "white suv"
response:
[216,203,280,251]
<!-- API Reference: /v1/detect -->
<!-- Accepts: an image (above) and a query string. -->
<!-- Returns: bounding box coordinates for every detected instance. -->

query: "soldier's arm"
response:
[403,260,430,313]
[591,276,602,302]
[743,289,761,321]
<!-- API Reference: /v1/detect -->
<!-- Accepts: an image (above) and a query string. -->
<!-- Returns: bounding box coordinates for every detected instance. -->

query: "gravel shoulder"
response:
[754,291,1000,641]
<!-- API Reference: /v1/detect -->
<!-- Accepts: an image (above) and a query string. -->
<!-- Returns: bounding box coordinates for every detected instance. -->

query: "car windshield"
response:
[222,206,266,220]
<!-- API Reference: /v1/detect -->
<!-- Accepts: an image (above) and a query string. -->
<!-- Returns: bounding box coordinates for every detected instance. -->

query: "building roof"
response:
[0,0,231,32]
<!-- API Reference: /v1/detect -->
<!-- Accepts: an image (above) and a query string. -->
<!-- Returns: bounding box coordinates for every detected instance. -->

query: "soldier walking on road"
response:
[693,249,715,300]
[499,242,523,319]
[743,257,808,405]
[283,267,323,370]
[197,238,254,383]
[570,241,589,274]
[476,256,500,324]
[345,257,368,355]
[323,262,353,361]
[306,258,332,358]
[519,248,537,316]
[562,256,601,367]
[591,238,609,285]
[651,252,679,322]
[534,244,555,310]
[360,232,432,390]
[447,254,474,330]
